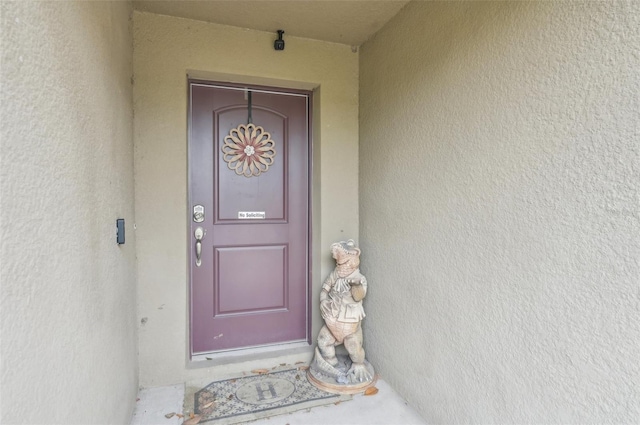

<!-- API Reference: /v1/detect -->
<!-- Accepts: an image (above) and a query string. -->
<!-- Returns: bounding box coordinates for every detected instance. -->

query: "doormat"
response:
[184,368,351,425]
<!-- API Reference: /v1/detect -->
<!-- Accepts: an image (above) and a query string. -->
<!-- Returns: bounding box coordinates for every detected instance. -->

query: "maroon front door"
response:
[189,81,310,355]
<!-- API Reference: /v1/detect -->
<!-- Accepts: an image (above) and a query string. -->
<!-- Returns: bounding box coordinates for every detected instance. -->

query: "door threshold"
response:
[190,341,313,368]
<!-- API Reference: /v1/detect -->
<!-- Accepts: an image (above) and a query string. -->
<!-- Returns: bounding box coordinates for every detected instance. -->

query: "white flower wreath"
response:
[221,124,276,177]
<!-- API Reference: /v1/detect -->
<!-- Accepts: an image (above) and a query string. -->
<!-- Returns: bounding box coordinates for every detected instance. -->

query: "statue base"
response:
[307,349,377,395]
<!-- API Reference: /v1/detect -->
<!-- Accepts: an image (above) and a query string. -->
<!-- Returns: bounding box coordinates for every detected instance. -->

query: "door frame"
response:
[187,79,314,359]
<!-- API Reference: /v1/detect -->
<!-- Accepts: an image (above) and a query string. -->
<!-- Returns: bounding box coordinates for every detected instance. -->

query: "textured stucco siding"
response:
[360,1,639,423]
[0,2,137,424]
[133,12,358,387]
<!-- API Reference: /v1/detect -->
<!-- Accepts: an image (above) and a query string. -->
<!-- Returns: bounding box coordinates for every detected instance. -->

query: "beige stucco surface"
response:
[133,11,358,387]
[0,2,138,424]
[360,1,639,423]
[133,0,408,46]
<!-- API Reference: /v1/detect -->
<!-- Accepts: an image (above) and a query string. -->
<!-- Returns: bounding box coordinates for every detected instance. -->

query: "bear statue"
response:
[307,240,376,393]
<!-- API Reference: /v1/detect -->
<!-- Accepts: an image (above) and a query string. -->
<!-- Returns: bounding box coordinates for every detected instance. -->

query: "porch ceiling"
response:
[132,0,409,46]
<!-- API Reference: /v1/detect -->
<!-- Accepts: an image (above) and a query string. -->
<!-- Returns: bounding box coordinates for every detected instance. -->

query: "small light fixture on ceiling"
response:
[274,30,285,51]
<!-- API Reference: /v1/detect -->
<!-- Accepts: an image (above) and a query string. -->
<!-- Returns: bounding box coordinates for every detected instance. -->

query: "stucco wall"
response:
[0,1,137,424]
[360,1,639,423]
[133,12,358,387]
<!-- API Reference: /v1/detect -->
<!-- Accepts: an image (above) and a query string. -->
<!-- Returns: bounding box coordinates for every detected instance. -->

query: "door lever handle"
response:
[194,227,204,267]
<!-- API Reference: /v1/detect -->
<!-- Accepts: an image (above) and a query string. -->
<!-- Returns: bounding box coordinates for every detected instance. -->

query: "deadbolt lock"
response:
[193,205,205,223]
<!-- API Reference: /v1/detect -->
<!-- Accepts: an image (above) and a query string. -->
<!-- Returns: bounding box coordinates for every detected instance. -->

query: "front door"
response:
[189,81,310,355]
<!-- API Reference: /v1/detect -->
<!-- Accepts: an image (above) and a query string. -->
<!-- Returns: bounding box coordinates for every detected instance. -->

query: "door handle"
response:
[194,227,204,267]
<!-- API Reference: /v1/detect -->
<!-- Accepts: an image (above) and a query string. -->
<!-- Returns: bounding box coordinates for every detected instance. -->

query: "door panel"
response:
[189,82,310,355]
[215,107,287,222]
[215,245,287,315]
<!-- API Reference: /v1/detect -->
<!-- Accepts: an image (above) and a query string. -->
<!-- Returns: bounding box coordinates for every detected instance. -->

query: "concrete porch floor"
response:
[131,379,425,425]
